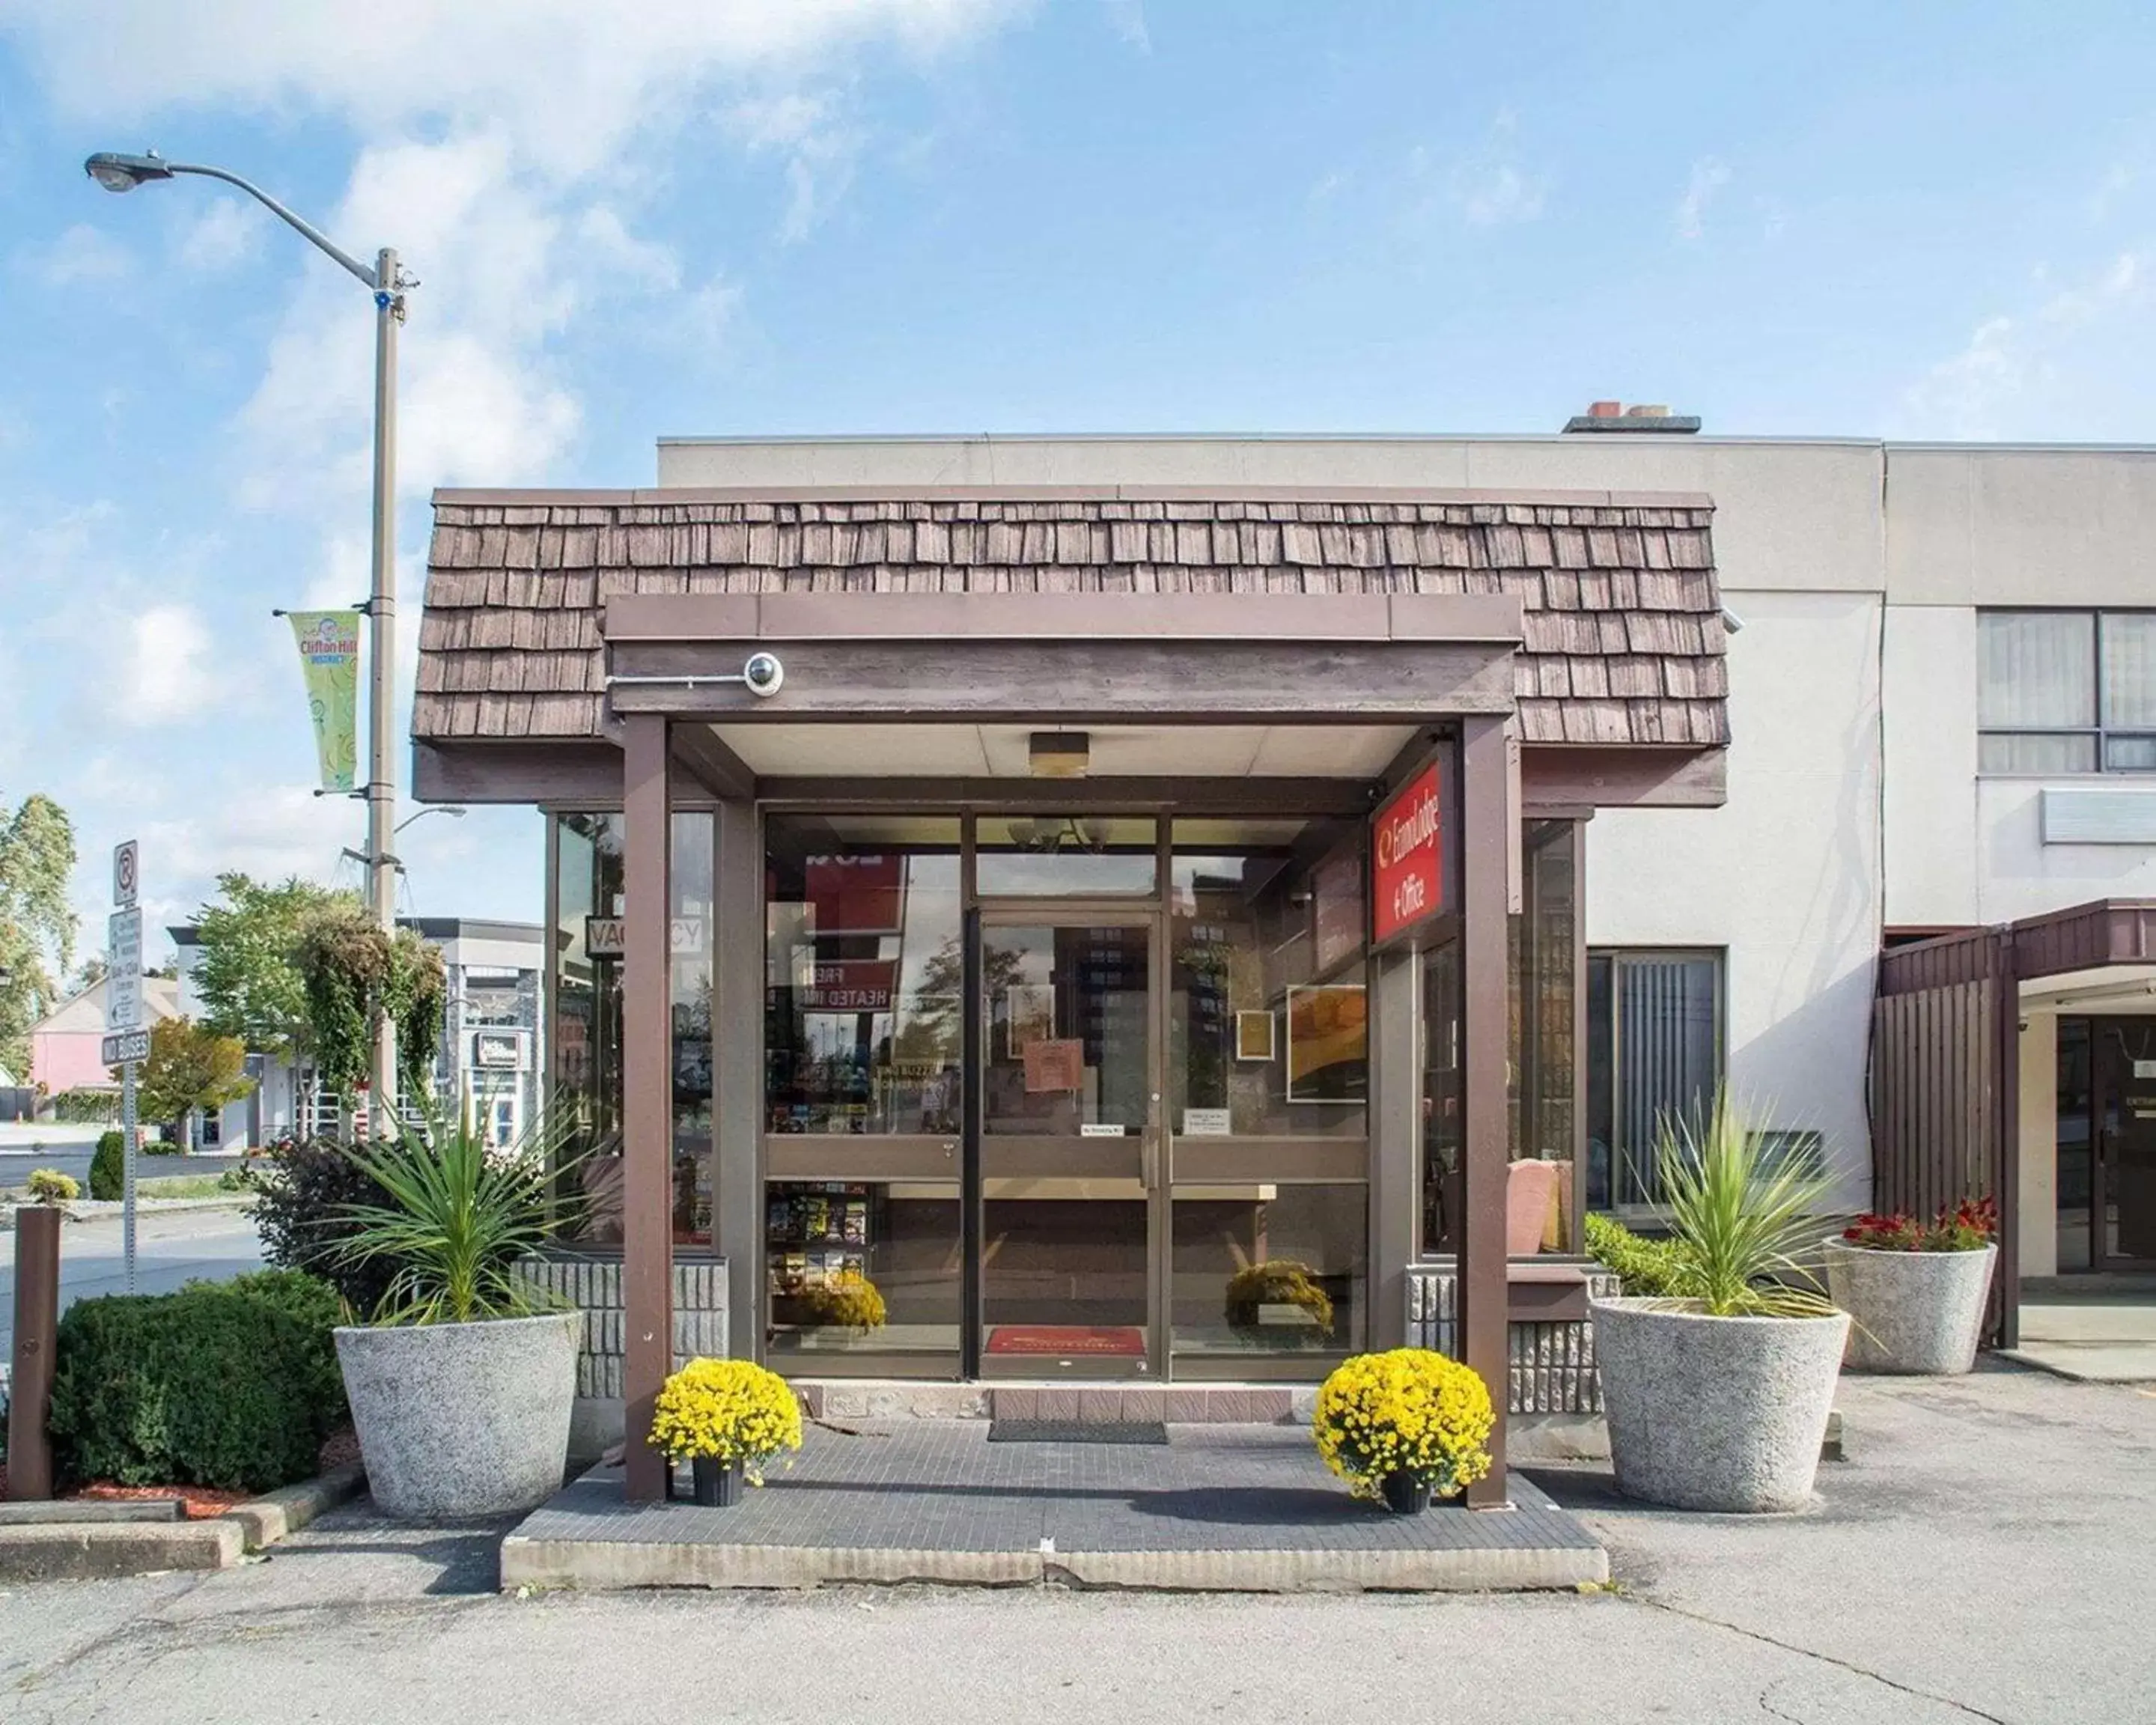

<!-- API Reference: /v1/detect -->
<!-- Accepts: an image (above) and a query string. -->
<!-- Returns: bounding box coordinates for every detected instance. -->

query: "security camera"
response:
[742,651,785,699]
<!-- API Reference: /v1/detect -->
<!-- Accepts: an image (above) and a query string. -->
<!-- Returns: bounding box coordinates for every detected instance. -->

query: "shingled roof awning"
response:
[415,486,1729,750]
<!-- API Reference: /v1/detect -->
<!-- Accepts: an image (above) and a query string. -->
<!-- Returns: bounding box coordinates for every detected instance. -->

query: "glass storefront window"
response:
[1170,1183,1367,1358]
[1169,818,1368,1139]
[764,816,964,1136]
[1511,821,1578,1250]
[974,815,1158,896]
[549,809,714,1246]
[765,1178,962,1366]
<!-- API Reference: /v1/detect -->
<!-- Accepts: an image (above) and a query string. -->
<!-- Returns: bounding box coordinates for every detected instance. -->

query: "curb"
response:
[224,1462,368,1551]
[498,1536,1609,1594]
[0,1518,243,1583]
[0,1196,255,1232]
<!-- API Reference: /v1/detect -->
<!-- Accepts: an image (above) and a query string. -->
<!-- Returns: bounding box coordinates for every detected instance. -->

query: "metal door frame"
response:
[969,899,1169,1378]
[2092,1017,2156,1273]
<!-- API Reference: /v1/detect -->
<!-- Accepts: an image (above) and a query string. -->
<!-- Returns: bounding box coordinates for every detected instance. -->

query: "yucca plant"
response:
[333,1113,585,1326]
[1651,1089,1837,1319]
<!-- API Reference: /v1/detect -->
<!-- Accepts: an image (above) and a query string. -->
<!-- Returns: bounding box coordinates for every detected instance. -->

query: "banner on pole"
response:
[287,610,362,793]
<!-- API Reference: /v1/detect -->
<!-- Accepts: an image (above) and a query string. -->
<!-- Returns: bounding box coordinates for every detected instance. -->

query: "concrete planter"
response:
[1823,1239,1996,1375]
[1592,1297,1848,1513]
[335,1311,581,1521]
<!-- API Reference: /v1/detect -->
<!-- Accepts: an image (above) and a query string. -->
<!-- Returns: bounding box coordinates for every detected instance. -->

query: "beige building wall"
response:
[2018,1015,2060,1280]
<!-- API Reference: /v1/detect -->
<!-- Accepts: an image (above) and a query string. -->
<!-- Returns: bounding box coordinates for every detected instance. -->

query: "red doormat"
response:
[985,1325,1147,1357]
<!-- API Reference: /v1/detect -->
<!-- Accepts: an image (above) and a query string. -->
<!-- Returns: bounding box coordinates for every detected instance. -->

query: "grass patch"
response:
[137,1174,240,1199]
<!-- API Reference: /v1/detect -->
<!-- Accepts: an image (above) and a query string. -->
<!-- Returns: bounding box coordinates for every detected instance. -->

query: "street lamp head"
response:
[85,151,174,193]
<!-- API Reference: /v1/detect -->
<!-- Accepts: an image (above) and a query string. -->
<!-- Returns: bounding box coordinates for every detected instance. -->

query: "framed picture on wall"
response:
[1235,1009,1276,1062]
[1285,984,1368,1103]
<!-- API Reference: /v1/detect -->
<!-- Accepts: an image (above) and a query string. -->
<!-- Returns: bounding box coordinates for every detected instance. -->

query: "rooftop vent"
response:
[1562,401,1702,434]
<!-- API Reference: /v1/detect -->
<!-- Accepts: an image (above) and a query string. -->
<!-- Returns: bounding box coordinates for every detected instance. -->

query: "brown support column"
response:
[7,1205,60,1499]
[1461,715,1510,1507]
[713,797,764,1363]
[1368,945,1419,1351]
[623,714,674,1503]
[1994,931,2022,1349]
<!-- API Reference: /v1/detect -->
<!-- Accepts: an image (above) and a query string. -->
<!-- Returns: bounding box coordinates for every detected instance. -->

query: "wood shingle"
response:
[416,489,1729,746]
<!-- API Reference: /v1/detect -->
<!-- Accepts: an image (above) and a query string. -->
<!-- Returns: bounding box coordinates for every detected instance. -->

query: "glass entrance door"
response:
[2094,1018,2156,1268]
[977,914,1161,1376]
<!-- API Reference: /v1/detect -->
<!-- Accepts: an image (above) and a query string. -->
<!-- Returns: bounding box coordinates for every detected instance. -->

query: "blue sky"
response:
[2,0,2152,955]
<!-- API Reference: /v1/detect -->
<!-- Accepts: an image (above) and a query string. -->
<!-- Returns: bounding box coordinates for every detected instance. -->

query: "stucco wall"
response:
[1586,588,1884,1211]
[657,433,1886,597]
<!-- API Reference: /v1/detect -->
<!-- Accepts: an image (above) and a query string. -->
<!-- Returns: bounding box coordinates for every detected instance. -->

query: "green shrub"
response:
[218,1165,257,1193]
[252,1137,402,1315]
[47,1274,347,1493]
[1584,1211,1696,1298]
[51,1088,119,1124]
[25,1168,79,1204]
[88,1131,125,1201]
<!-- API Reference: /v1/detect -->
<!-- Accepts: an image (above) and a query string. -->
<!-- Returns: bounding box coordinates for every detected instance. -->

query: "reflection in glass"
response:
[1509,821,1577,1251]
[978,922,1152,1371]
[549,811,713,1245]
[764,818,964,1137]
[975,815,1158,896]
[1169,821,1367,1140]
[1171,1183,1365,1360]
[982,925,1149,1137]
[765,1179,961,1366]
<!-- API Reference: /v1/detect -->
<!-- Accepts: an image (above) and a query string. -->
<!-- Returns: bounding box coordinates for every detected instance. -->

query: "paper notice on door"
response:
[1181,1108,1231,1137]
[1023,1038,1084,1093]
[1080,1122,1126,1138]
[2136,1059,2156,1079]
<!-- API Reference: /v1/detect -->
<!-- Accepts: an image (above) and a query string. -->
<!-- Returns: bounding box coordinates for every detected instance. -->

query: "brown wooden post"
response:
[622,714,674,1503]
[1993,930,2022,1349]
[7,1205,61,1499]
[713,797,764,1363]
[1460,714,1510,1507]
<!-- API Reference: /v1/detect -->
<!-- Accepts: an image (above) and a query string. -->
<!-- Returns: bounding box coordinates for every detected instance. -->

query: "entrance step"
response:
[793,1381,1307,1425]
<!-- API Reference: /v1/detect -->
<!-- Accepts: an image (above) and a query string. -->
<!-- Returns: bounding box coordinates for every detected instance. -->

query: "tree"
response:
[192,874,359,1061]
[0,792,79,1080]
[70,955,108,994]
[135,1016,255,1149]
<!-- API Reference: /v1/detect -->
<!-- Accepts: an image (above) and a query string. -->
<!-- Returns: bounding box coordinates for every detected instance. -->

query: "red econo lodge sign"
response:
[1371,763,1446,944]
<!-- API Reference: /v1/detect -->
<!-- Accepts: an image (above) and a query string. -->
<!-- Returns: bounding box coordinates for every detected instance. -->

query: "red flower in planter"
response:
[1845,1196,1996,1252]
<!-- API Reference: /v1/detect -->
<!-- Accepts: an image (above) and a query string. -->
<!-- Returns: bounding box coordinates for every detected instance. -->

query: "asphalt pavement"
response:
[0,1361,2148,1724]
[0,1206,264,1353]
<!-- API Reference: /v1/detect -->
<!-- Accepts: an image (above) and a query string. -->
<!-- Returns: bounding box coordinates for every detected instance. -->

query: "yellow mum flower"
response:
[1312,1348,1493,1501]
[650,1357,804,1482]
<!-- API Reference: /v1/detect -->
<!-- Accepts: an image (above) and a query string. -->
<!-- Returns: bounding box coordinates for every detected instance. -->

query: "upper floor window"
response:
[1979,610,2156,774]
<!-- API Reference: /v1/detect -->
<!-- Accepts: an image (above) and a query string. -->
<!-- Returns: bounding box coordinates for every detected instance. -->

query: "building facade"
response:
[414,428,2156,1501]
[168,917,546,1146]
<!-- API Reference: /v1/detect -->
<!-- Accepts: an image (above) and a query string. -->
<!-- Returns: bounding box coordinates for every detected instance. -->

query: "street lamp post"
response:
[86,150,410,1134]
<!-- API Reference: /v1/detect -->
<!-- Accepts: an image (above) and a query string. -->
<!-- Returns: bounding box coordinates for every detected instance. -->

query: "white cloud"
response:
[26,222,133,285]
[4,1,1023,178]
[727,91,862,243]
[1102,0,1149,52]
[1438,112,1547,227]
[121,603,219,725]
[174,196,267,272]
[1,0,1030,511]
[1675,157,1732,241]
[1895,251,2149,438]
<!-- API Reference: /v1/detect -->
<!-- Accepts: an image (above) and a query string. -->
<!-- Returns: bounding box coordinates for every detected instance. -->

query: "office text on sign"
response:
[1371,762,1447,944]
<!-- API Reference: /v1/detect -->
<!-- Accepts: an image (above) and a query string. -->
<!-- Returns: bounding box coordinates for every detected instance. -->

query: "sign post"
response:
[108,841,143,1294]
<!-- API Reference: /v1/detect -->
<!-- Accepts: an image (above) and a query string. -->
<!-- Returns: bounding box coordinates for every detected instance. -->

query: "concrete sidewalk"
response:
[2003,1296,2156,1381]
[1,1363,2151,1724]
[504,1422,1608,1592]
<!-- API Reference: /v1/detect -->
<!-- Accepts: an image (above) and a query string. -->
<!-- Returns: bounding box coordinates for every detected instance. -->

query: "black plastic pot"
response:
[691,1455,745,1507]
[1380,1472,1433,1515]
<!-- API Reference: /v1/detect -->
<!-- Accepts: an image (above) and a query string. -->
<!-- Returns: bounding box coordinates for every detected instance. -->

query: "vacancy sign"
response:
[1371,764,1446,946]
